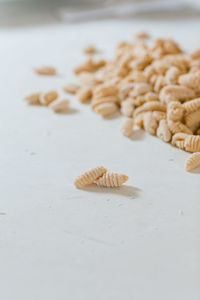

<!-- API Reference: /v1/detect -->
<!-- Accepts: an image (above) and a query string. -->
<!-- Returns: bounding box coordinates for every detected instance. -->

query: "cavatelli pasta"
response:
[94,172,128,187]
[185,152,200,171]
[74,166,107,188]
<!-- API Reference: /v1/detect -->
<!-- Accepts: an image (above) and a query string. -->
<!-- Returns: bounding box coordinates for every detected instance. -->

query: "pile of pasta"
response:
[66,35,200,171]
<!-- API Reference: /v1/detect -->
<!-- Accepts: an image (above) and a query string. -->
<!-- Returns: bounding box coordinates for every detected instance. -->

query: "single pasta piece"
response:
[74,166,107,188]
[24,92,41,105]
[171,132,189,146]
[184,135,200,152]
[83,44,97,55]
[74,57,106,74]
[77,87,92,103]
[34,66,56,76]
[120,118,134,137]
[165,66,181,85]
[91,96,118,111]
[120,98,134,117]
[178,71,200,91]
[157,119,171,142]
[94,172,128,187]
[62,83,80,94]
[79,72,103,87]
[168,120,193,135]
[160,85,195,103]
[167,101,184,121]
[190,49,200,60]
[134,101,166,117]
[40,90,59,105]
[154,75,166,93]
[49,99,69,113]
[143,112,158,135]
[94,84,118,98]
[184,110,200,132]
[185,152,200,172]
[94,102,118,116]
[183,98,200,113]
[135,30,149,39]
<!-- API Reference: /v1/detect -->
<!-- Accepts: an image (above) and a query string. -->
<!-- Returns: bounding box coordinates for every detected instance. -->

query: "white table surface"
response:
[0,17,200,300]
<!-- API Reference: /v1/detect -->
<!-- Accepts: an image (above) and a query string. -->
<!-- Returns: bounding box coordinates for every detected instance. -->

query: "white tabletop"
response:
[0,17,200,300]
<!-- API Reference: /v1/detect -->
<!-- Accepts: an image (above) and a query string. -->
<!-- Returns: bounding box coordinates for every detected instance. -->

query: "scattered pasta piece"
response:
[94,172,128,187]
[40,90,59,106]
[74,166,107,188]
[94,102,118,116]
[62,83,80,94]
[24,92,41,105]
[185,152,200,172]
[49,99,70,113]
[83,45,97,55]
[77,87,92,103]
[34,66,56,76]
[120,118,134,137]
[134,31,149,39]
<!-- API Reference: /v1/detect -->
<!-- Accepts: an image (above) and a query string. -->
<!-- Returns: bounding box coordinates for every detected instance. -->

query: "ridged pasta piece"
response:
[120,118,134,137]
[34,66,56,76]
[130,82,152,97]
[79,72,103,87]
[74,57,106,74]
[94,172,128,187]
[184,135,200,152]
[185,110,200,132]
[175,140,185,150]
[49,99,70,113]
[154,75,166,93]
[168,120,193,135]
[160,85,195,103]
[134,101,166,117]
[62,83,80,94]
[91,96,118,111]
[94,84,118,98]
[24,92,41,105]
[167,101,184,121]
[165,66,181,85]
[178,71,200,91]
[183,98,200,113]
[77,87,92,103]
[157,119,171,142]
[74,166,107,188]
[143,112,158,135]
[120,98,134,117]
[171,133,189,146]
[40,90,59,105]
[94,102,118,116]
[185,152,200,171]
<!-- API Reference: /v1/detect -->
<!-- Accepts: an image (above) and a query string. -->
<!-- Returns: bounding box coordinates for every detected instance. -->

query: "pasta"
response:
[167,120,193,135]
[184,110,200,132]
[134,101,166,117]
[34,66,56,76]
[185,152,200,172]
[77,87,92,103]
[24,92,41,105]
[62,83,80,94]
[143,112,158,135]
[167,101,184,122]
[49,99,70,113]
[120,98,134,117]
[74,166,107,188]
[184,135,200,152]
[183,98,200,113]
[94,172,128,187]
[40,90,59,106]
[120,118,134,137]
[156,119,171,142]
[94,102,118,116]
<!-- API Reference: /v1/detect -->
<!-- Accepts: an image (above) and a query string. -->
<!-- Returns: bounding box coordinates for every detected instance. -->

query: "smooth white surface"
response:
[0,19,200,300]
